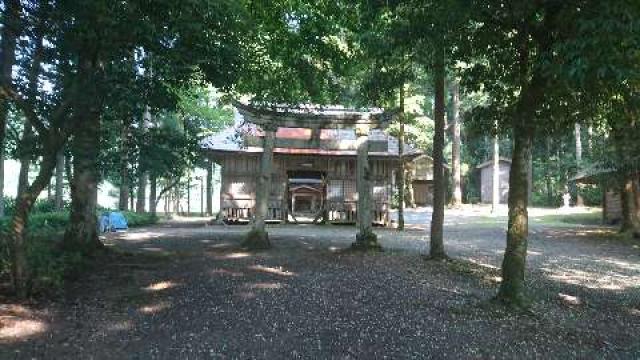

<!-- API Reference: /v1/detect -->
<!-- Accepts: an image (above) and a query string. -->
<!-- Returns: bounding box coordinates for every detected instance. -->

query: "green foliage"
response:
[1,197,69,217]
[120,211,158,227]
[25,235,85,294]
[0,210,158,293]
[533,211,603,227]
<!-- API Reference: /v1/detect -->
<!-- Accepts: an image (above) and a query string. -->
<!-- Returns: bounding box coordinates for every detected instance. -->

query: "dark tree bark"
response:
[10,146,59,296]
[149,174,157,216]
[397,87,405,230]
[497,116,533,306]
[17,125,33,197]
[55,148,64,210]
[136,171,147,213]
[0,0,22,218]
[118,119,130,211]
[496,73,545,307]
[450,80,462,207]
[545,138,553,205]
[65,151,73,185]
[429,45,447,259]
[206,161,213,216]
[63,55,103,254]
[620,176,640,235]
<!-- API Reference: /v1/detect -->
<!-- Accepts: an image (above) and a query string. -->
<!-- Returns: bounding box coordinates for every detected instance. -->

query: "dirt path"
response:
[1,209,639,359]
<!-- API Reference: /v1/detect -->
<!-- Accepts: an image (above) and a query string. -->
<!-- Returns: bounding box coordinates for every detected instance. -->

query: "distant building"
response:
[477,158,511,204]
[409,155,450,206]
[201,103,421,226]
[572,168,638,224]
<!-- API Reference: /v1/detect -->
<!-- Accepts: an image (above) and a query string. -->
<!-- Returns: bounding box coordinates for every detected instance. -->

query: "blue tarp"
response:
[98,211,128,232]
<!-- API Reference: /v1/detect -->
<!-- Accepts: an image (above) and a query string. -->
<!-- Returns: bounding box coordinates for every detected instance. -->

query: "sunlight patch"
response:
[0,318,47,340]
[139,301,171,315]
[217,252,251,259]
[247,282,284,290]
[211,268,244,277]
[107,320,133,332]
[144,280,177,292]
[558,293,583,306]
[249,265,295,277]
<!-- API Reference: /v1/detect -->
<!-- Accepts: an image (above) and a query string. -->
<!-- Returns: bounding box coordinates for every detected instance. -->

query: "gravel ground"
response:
[1,207,639,359]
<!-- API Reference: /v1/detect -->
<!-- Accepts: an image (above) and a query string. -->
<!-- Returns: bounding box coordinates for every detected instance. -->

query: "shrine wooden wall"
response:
[218,153,393,225]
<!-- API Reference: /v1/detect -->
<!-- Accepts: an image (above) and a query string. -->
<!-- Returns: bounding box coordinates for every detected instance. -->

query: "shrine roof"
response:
[201,104,419,158]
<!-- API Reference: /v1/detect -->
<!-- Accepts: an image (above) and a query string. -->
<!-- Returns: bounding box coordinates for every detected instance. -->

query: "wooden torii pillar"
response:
[234,101,395,251]
[244,124,277,249]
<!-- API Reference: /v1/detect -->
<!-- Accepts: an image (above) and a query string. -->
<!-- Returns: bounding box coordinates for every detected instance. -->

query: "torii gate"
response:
[234,101,396,250]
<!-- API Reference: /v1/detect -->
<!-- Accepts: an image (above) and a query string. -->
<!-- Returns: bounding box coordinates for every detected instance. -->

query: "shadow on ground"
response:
[1,208,639,358]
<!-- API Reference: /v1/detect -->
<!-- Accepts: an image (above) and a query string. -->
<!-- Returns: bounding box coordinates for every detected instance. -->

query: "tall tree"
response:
[429,41,446,259]
[491,133,500,213]
[450,79,462,207]
[118,119,131,211]
[460,1,639,306]
[397,87,406,230]
[54,148,64,210]
[0,0,22,218]
[574,123,584,206]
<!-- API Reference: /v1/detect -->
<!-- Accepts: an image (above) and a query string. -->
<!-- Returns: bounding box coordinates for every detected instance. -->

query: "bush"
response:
[0,210,158,294]
[26,234,85,293]
[2,197,69,216]
[120,211,158,227]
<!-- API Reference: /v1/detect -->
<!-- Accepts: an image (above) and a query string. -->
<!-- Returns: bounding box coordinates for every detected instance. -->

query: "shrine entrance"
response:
[231,100,397,250]
[287,170,325,223]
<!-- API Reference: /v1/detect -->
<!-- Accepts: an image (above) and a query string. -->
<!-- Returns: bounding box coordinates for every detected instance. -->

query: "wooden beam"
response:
[234,100,396,130]
[244,135,388,152]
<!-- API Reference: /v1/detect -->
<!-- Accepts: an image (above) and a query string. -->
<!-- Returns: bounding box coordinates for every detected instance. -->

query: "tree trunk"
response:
[17,126,34,200]
[186,176,191,215]
[496,73,545,306]
[0,146,4,217]
[492,133,500,213]
[620,176,640,235]
[149,174,157,216]
[135,106,151,213]
[397,87,405,230]
[244,127,275,249]
[0,0,22,218]
[118,120,130,211]
[528,154,533,203]
[451,80,462,207]
[63,56,102,254]
[136,171,147,213]
[206,161,213,216]
[429,46,447,259]
[10,145,59,296]
[497,115,532,307]
[55,147,64,210]
[65,151,73,185]
[575,123,584,206]
[405,162,415,208]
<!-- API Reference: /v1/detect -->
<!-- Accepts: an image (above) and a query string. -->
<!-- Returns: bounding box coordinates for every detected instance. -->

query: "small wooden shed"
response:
[572,169,638,224]
[410,155,450,206]
[477,158,511,204]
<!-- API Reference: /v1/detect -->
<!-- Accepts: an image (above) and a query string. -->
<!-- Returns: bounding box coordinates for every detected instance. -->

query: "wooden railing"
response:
[222,206,284,223]
[326,200,389,226]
